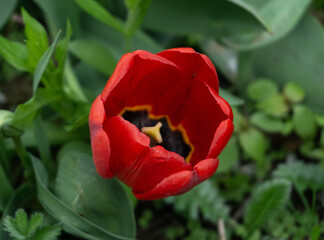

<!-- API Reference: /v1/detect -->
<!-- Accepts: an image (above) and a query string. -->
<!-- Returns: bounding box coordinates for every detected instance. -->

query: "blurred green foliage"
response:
[0,0,324,239]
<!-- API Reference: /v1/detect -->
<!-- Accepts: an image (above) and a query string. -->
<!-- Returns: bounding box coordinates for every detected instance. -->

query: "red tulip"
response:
[89,48,234,200]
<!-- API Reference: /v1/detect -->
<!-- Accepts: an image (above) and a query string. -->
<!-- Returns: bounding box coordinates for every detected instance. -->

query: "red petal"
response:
[103,115,151,186]
[206,119,234,159]
[89,96,113,178]
[193,158,219,180]
[101,50,186,124]
[179,79,232,165]
[134,170,194,200]
[134,158,218,200]
[130,145,191,194]
[157,48,219,92]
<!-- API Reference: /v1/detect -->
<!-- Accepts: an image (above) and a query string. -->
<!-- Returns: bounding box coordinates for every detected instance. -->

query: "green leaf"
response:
[0,0,18,29]
[3,216,25,240]
[64,114,89,132]
[198,39,238,82]
[56,142,136,238]
[143,0,264,38]
[55,19,73,82]
[125,0,153,37]
[281,120,294,136]
[238,127,268,163]
[283,82,305,103]
[28,213,44,236]
[64,59,88,102]
[244,179,291,238]
[165,180,229,223]
[238,14,324,114]
[250,112,284,133]
[15,209,29,236]
[315,114,324,127]
[247,78,278,101]
[310,225,321,240]
[219,88,244,106]
[0,36,29,72]
[11,89,61,130]
[320,128,324,147]
[124,0,140,10]
[33,0,82,38]
[33,115,54,177]
[292,105,317,140]
[218,136,239,172]
[74,0,125,34]
[0,184,34,239]
[22,8,49,70]
[30,154,135,240]
[0,110,14,138]
[223,0,311,50]
[273,161,324,191]
[34,225,62,240]
[256,94,288,117]
[69,39,117,75]
[33,30,62,94]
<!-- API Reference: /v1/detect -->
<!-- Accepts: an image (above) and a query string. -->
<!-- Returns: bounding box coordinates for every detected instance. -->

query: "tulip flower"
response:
[89,48,234,200]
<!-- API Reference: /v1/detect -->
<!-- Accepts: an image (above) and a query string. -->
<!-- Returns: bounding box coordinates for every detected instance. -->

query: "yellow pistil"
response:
[141,122,163,146]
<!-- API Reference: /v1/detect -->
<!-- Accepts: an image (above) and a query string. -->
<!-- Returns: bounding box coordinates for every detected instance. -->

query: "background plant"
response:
[0,0,324,239]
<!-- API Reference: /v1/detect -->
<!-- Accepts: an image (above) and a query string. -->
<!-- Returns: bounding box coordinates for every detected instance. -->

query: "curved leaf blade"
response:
[30,154,135,240]
[224,0,311,50]
[33,30,61,94]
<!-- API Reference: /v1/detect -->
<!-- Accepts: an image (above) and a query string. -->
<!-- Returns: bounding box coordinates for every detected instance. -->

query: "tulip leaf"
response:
[0,0,18,30]
[238,14,324,114]
[33,30,61,94]
[244,179,291,238]
[223,0,311,50]
[199,39,238,82]
[292,105,317,140]
[0,36,30,72]
[74,0,125,34]
[69,39,117,75]
[273,161,324,192]
[56,143,136,238]
[143,0,263,38]
[30,154,135,240]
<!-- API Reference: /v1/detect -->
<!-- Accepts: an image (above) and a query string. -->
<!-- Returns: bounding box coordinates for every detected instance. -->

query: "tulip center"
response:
[122,109,192,160]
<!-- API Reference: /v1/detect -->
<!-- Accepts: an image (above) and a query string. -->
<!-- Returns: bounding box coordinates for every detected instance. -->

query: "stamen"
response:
[141,122,163,146]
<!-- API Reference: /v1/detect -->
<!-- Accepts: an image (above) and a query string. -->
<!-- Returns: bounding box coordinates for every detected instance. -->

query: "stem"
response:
[0,141,11,176]
[312,189,317,214]
[217,219,226,240]
[125,36,132,53]
[12,137,28,168]
[12,137,32,180]
[296,187,311,213]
